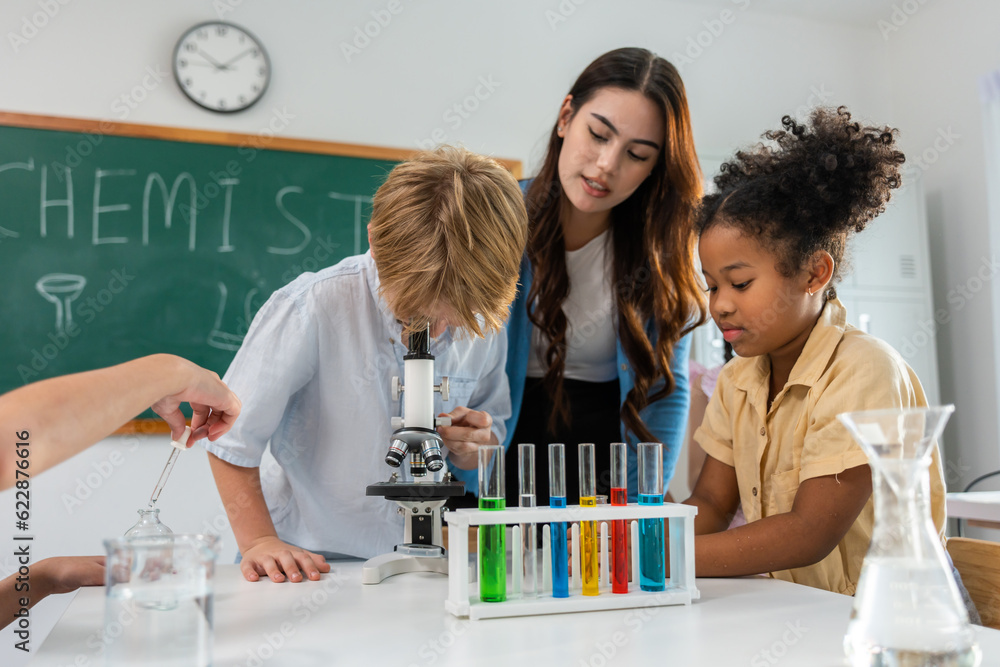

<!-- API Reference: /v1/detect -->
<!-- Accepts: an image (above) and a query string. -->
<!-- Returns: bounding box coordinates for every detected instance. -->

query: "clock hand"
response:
[196,48,228,71]
[220,47,256,68]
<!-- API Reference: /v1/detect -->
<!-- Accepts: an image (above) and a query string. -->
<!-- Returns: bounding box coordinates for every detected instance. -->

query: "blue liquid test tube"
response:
[638,442,666,592]
[519,443,538,598]
[548,443,569,598]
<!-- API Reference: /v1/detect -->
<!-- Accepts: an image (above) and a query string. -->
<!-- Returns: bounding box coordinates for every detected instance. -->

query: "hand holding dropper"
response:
[149,426,192,508]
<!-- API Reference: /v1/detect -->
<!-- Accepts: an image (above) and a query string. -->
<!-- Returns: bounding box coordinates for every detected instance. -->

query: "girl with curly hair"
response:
[502,48,706,505]
[688,107,952,594]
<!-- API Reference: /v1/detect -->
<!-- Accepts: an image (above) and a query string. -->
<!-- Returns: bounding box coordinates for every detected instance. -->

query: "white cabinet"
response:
[837,182,941,404]
[846,184,927,291]
[837,292,941,405]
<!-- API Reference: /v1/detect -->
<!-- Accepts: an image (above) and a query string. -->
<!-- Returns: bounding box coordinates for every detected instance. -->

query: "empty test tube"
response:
[519,443,538,598]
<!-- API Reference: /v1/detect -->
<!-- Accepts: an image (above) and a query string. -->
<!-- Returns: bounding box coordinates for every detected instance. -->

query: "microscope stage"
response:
[366,480,466,500]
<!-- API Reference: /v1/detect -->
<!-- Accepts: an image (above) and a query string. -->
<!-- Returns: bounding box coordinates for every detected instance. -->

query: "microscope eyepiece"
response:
[385,439,408,468]
[421,438,444,472]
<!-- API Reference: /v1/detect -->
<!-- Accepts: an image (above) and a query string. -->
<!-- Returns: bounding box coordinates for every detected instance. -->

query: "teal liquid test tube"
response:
[549,443,569,598]
[638,442,666,591]
[478,443,506,602]
[519,443,538,598]
[610,442,628,594]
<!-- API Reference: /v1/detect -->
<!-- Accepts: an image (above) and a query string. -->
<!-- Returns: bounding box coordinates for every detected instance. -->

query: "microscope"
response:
[362,323,466,584]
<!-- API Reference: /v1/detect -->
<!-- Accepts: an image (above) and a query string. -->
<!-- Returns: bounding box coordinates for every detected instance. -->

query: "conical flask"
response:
[837,405,980,667]
[124,508,173,538]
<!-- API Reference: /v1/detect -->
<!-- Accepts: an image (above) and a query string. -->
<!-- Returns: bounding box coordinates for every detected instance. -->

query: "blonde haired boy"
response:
[204,147,528,583]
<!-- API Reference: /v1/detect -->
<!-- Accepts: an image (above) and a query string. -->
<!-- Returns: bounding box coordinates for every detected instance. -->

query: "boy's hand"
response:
[239,536,331,583]
[33,556,106,598]
[437,406,495,470]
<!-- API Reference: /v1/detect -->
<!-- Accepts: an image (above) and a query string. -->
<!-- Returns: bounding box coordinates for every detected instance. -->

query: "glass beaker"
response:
[104,533,219,667]
[838,406,980,667]
[124,508,173,538]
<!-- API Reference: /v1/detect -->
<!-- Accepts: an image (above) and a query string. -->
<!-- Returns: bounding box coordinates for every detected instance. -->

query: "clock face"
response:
[173,22,270,113]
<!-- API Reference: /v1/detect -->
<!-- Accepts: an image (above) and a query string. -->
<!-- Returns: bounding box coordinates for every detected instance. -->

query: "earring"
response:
[807,288,814,296]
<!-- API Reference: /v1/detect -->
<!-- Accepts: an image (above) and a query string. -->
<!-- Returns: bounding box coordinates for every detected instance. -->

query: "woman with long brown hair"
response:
[503,47,706,503]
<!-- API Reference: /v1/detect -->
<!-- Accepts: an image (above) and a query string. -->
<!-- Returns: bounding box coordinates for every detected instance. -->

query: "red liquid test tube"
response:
[610,442,628,594]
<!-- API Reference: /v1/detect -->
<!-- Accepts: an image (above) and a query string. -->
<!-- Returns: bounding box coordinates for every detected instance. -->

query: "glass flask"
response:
[104,533,219,667]
[838,405,980,667]
[125,508,173,538]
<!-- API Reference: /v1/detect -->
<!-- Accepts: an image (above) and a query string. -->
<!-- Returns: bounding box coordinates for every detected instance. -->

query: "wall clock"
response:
[173,21,270,113]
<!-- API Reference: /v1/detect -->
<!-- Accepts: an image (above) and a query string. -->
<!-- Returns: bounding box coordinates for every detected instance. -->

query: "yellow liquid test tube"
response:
[579,443,599,596]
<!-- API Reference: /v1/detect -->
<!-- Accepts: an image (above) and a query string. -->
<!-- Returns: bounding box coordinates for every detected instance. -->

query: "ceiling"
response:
[666,0,903,28]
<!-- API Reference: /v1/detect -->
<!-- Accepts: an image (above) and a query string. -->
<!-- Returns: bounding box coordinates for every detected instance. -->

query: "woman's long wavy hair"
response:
[525,47,706,441]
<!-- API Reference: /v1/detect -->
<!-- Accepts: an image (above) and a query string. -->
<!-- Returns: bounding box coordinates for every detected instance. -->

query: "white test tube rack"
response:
[444,503,699,620]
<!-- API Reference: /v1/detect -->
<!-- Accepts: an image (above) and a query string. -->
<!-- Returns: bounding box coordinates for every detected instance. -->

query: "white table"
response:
[948,491,1000,526]
[30,563,1000,666]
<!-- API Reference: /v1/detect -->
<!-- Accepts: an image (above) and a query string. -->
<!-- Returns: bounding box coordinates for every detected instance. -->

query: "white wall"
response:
[2,0,989,662]
[885,0,1000,496]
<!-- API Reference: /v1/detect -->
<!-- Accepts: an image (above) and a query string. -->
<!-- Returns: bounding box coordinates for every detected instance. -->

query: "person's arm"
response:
[689,463,872,576]
[0,354,241,489]
[684,455,741,535]
[207,453,329,583]
[0,556,105,630]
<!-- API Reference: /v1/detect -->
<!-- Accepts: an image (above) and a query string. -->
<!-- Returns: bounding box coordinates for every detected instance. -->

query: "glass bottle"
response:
[838,406,980,667]
[124,508,173,538]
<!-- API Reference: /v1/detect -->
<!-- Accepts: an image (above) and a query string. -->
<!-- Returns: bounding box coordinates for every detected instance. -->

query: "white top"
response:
[527,229,617,382]
[201,252,510,559]
[29,563,1000,666]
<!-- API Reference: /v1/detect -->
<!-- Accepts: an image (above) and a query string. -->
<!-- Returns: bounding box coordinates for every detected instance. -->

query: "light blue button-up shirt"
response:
[202,252,509,559]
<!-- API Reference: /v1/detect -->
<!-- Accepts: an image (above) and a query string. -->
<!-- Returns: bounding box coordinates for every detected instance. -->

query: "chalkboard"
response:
[0,112,520,429]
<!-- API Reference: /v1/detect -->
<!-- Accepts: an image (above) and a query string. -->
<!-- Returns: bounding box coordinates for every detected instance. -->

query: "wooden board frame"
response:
[0,111,522,435]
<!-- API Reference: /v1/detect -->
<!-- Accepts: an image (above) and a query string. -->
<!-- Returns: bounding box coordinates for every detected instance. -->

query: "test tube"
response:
[478,444,506,602]
[610,442,628,594]
[518,443,538,598]
[548,443,569,598]
[579,443,598,596]
[638,442,666,592]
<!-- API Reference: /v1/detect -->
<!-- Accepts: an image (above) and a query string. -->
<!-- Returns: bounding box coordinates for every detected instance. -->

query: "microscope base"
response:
[362,550,449,584]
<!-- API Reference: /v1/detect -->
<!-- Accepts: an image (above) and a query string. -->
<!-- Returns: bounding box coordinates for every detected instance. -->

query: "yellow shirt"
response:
[694,298,946,595]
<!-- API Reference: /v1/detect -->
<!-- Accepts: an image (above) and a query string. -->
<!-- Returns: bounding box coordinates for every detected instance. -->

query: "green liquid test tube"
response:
[579,443,599,596]
[478,443,506,602]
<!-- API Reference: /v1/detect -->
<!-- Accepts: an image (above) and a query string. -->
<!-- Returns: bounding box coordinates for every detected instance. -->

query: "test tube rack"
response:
[444,503,699,620]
